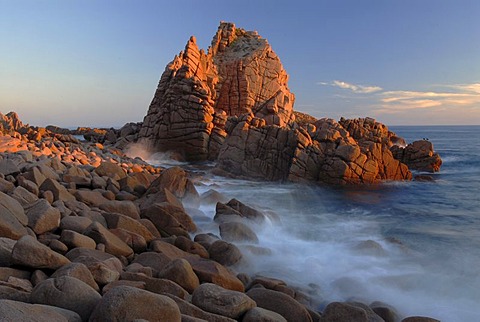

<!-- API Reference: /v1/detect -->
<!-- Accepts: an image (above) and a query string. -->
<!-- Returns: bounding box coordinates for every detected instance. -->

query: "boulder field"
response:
[0,111,441,321]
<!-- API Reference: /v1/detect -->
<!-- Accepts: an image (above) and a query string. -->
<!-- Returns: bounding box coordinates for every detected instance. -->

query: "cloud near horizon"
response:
[319,80,480,118]
[320,80,383,94]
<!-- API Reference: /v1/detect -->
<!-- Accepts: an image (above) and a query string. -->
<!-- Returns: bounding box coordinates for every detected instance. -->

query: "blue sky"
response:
[1,0,479,127]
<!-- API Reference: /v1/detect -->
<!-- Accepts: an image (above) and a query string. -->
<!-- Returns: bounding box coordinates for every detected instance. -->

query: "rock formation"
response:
[391,140,442,173]
[217,115,412,184]
[136,21,441,184]
[138,21,295,161]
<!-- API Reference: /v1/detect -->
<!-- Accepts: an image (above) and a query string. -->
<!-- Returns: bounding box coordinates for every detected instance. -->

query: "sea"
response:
[147,125,480,322]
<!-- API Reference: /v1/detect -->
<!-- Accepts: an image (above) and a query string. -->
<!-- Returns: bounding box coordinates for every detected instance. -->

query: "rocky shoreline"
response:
[1,20,444,322]
[0,111,442,321]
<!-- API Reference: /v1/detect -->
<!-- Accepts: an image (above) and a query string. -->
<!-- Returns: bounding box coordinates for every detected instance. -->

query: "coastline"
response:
[0,117,452,321]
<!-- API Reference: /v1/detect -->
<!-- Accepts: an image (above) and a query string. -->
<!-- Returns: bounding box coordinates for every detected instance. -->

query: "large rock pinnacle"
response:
[138,22,295,161]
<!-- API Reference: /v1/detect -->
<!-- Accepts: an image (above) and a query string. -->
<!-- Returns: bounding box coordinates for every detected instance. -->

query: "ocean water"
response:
[149,125,480,322]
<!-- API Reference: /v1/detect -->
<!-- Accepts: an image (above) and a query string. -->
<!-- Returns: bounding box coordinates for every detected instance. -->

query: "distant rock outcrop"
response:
[217,115,412,184]
[138,22,295,161]
[391,140,442,173]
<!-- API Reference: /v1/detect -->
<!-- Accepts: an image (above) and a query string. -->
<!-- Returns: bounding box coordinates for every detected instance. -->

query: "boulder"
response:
[320,302,384,322]
[219,221,259,243]
[25,199,61,235]
[186,257,244,292]
[11,235,70,270]
[401,317,440,322]
[102,212,154,242]
[141,202,196,237]
[391,140,442,172]
[165,293,236,322]
[93,162,127,180]
[98,200,140,219]
[0,238,16,266]
[192,283,256,319]
[10,186,38,206]
[208,240,242,266]
[51,262,99,291]
[60,229,97,249]
[174,235,209,258]
[60,216,93,234]
[30,276,101,321]
[157,258,200,293]
[0,158,20,176]
[0,299,82,322]
[109,228,147,253]
[39,178,75,202]
[74,190,109,207]
[243,307,288,322]
[131,251,171,275]
[88,285,181,322]
[120,271,189,299]
[0,207,28,240]
[246,287,312,322]
[83,221,133,258]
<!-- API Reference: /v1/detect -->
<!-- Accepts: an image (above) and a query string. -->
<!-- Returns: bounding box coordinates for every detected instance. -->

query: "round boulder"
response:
[30,276,101,321]
[192,283,256,319]
[89,285,181,322]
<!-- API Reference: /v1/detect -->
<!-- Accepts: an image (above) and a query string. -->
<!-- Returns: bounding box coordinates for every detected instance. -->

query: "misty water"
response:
[147,126,480,322]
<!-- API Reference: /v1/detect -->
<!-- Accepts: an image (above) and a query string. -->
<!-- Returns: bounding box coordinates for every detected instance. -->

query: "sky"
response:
[1,0,479,127]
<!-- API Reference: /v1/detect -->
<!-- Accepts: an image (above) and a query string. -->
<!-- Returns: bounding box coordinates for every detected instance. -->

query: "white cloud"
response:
[318,80,382,93]
[317,79,480,123]
[331,80,383,94]
[441,83,480,94]
[378,88,480,111]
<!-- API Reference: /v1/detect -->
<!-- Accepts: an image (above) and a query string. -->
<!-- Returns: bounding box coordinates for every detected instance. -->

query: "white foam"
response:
[191,176,480,322]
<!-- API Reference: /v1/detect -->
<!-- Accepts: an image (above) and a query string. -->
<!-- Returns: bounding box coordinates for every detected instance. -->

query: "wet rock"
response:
[219,221,259,243]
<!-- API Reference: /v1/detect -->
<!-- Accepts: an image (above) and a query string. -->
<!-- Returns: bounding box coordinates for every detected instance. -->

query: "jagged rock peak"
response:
[138,21,295,161]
